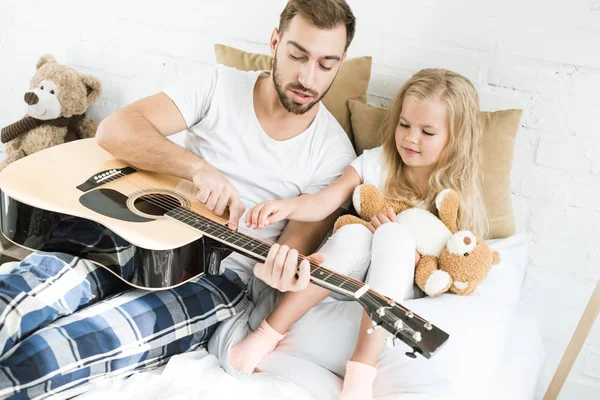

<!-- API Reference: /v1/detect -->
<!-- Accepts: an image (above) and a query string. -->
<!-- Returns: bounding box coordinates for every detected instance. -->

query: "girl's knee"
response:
[324,224,373,253]
[318,224,372,278]
[373,223,415,248]
[332,223,372,241]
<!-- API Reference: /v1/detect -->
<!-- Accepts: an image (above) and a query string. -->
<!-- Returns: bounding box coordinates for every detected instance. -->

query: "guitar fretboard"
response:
[166,207,366,297]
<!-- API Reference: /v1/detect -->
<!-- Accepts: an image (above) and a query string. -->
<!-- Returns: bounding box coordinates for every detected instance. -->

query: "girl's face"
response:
[395,96,450,171]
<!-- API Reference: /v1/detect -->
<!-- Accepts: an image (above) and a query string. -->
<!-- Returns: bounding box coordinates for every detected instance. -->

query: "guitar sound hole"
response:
[133,193,182,216]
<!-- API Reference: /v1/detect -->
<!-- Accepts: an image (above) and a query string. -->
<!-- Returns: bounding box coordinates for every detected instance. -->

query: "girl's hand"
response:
[367,207,398,234]
[246,199,297,229]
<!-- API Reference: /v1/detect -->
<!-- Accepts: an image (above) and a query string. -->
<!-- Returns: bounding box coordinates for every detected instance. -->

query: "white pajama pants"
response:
[318,222,417,303]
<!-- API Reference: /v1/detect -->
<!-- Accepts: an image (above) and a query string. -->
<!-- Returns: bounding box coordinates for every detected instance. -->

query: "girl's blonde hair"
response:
[380,68,489,238]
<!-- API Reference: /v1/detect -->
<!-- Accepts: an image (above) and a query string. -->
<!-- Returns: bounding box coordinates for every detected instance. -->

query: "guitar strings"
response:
[96,172,402,298]
[93,171,427,322]
[114,174,384,295]
[89,170,433,328]
[107,171,371,294]
[99,173,437,344]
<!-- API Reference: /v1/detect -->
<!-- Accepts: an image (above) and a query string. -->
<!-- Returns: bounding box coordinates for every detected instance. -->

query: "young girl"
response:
[229,68,489,399]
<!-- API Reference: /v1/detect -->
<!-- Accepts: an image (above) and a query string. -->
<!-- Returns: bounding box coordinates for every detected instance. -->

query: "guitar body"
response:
[0,138,450,358]
[0,138,229,289]
[0,195,219,289]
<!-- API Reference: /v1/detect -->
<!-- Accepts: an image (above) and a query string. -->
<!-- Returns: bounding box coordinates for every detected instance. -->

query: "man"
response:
[0,0,357,398]
[97,0,356,290]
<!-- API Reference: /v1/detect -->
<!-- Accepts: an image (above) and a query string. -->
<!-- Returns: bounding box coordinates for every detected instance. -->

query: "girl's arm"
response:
[246,166,361,228]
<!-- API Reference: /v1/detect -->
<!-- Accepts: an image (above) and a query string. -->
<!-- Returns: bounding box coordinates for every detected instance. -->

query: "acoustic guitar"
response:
[0,138,449,359]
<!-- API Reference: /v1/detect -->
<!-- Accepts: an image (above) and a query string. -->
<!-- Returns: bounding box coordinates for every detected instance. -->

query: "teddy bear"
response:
[334,184,501,297]
[0,53,102,171]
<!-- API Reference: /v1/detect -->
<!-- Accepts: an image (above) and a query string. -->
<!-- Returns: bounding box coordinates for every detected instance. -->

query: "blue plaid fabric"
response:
[0,251,248,399]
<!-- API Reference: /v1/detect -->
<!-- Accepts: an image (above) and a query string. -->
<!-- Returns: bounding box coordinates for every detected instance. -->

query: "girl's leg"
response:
[341,223,416,400]
[229,224,373,373]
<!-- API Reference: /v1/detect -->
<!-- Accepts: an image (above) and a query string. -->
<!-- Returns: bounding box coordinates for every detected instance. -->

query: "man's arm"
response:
[95,92,207,182]
[277,209,344,254]
[96,92,246,228]
[253,207,345,291]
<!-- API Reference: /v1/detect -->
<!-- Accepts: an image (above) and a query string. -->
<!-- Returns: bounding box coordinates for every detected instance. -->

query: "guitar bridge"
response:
[76,167,137,192]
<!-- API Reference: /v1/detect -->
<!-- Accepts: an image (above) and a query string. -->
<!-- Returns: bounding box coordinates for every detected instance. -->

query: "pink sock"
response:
[228,319,285,373]
[339,360,377,400]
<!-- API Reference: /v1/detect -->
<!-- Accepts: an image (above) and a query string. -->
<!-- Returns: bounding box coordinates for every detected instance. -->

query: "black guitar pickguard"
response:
[79,188,153,222]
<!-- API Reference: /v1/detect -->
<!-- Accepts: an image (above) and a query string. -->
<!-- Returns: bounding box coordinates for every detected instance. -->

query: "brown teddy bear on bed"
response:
[0,54,102,171]
[334,184,501,297]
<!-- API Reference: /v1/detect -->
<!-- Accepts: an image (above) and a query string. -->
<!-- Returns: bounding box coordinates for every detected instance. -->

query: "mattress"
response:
[69,233,543,400]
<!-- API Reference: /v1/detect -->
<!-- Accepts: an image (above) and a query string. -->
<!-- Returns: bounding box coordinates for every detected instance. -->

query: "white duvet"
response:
[74,233,542,400]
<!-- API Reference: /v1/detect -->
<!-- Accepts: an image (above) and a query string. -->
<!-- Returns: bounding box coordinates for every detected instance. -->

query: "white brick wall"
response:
[1,0,599,398]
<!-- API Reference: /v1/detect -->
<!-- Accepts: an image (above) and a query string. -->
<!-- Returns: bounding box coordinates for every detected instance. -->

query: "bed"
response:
[65,232,543,400]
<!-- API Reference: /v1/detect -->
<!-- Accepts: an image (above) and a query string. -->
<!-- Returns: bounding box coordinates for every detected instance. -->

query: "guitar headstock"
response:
[356,290,449,359]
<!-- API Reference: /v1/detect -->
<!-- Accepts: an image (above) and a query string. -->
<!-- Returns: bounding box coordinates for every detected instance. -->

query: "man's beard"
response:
[272,56,333,115]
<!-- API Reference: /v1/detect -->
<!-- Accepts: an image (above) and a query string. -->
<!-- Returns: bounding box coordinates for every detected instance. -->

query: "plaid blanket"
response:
[0,251,248,399]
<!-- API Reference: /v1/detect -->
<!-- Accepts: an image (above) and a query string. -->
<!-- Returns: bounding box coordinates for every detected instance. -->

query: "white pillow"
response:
[264,233,530,400]
[479,232,530,307]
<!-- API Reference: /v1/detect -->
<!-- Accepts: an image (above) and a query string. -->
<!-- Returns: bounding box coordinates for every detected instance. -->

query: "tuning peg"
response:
[388,334,397,347]
[367,321,382,334]
[405,350,418,359]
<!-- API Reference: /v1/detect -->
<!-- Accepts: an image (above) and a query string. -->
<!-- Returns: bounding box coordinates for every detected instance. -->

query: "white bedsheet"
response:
[72,233,542,400]
[73,316,544,400]
[489,314,545,400]
[73,349,314,400]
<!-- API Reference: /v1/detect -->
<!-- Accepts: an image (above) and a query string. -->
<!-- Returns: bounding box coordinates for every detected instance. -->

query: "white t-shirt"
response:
[162,64,356,283]
[350,145,428,210]
[350,145,388,191]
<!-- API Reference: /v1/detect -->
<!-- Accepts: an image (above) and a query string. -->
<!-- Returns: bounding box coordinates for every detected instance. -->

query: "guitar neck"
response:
[166,207,368,299]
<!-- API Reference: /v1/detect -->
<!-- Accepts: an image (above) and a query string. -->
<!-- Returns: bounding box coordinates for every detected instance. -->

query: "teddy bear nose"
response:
[447,231,477,255]
[24,92,39,105]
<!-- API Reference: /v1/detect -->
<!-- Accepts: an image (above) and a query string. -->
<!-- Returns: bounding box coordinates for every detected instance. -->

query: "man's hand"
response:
[253,244,325,292]
[192,166,245,230]
[366,206,398,234]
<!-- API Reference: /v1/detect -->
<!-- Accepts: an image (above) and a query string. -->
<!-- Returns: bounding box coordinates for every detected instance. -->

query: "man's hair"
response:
[279,0,356,51]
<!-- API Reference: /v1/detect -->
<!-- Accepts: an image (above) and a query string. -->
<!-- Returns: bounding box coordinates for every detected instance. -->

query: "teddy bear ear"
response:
[36,54,57,70]
[80,74,102,104]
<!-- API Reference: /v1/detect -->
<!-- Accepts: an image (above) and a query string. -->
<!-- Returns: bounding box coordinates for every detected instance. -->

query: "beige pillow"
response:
[348,99,522,239]
[348,100,388,156]
[214,44,371,142]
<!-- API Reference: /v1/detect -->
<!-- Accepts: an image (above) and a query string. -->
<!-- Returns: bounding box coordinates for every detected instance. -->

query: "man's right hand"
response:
[192,166,245,231]
[254,244,324,292]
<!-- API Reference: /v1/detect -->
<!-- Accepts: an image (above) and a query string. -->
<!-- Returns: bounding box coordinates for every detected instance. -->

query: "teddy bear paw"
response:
[424,270,452,296]
[352,185,363,215]
[453,281,468,290]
